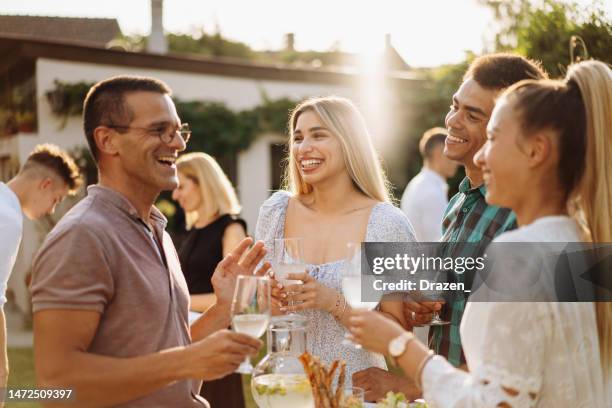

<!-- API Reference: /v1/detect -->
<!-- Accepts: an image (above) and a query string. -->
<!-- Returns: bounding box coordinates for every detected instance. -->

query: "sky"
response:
[1,0,610,67]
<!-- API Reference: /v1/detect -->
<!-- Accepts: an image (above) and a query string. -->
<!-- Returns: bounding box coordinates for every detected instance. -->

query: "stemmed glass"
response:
[231,275,272,374]
[273,238,307,312]
[341,242,381,347]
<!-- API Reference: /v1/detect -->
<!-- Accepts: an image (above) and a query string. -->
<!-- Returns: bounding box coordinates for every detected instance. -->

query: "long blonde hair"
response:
[283,96,391,202]
[176,152,241,230]
[505,59,612,381]
[569,60,612,381]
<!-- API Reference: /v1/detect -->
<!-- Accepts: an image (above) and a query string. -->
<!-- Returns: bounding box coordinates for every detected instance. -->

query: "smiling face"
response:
[113,91,186,193]
[172,172,202,213]
[474,95,531,209]
[291,110,348,188]
[444,78,498,168]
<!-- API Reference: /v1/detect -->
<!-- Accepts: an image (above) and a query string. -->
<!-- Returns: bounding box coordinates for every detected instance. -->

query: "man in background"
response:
[0,144,81,400]
[401,127,458,241]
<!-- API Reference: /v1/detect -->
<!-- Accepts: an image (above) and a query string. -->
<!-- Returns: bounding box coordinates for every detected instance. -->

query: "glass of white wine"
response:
[341,242,381,348]
[273,238,307,312]
[231,275,272,374]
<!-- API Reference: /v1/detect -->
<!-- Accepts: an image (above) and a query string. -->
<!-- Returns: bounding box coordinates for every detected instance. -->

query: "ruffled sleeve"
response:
[421,302,552,407]
[254,191,291,264]
[366,202,417,243]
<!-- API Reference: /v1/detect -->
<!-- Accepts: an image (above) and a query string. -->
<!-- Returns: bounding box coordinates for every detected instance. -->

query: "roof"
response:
[0,35,423,87]
[0,15,121,47]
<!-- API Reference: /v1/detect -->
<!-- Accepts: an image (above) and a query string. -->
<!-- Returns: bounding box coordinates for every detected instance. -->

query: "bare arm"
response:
[221,222,247,257]
[189,293,216,312]
[34,309,192,407]
[35,309,261,408]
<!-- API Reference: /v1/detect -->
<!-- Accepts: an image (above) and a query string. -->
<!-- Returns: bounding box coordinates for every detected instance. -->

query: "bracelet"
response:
[331,292,347,320]
[415,350,435,390]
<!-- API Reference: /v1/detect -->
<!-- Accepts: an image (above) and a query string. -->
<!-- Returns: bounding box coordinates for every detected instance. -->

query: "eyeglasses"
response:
[106,123,192,144]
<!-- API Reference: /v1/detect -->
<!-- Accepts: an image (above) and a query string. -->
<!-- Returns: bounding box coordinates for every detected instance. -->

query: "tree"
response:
[480,0,612,76]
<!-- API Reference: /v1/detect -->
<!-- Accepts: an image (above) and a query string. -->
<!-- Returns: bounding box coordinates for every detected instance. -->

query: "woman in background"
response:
[255,96,415,383]
[172,151,247,408]
[348,60,611,406]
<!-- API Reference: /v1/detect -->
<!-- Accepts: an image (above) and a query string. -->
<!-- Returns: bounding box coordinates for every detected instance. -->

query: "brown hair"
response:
[464,53,547,90]
[83,75,172,161]
[504,78,586,201]
[419,127,447,160]
[22,144,82,194]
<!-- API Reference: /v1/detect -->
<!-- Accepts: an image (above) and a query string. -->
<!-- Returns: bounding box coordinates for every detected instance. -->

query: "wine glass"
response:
[231,275,272,374]
[273,238,307,312]
[341,242,381,347]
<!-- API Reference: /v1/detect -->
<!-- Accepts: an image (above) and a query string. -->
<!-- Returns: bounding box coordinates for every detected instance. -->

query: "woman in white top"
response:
[348,60,612,406]
[255,96,415,381]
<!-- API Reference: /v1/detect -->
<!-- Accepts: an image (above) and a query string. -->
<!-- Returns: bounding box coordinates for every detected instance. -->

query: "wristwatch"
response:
[388,331,415,364]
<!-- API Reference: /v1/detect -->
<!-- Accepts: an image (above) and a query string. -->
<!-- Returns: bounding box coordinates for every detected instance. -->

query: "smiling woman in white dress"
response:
[348,60,612,407]
[255,96,416,382]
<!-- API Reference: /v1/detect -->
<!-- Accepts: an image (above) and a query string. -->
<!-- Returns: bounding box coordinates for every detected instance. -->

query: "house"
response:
[0,18,422,319]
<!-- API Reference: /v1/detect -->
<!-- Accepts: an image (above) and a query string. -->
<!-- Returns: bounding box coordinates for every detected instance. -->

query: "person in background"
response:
[172,151,247,408]
[349,59,611,407]
[0,143,81,402]
[400,127,458,241]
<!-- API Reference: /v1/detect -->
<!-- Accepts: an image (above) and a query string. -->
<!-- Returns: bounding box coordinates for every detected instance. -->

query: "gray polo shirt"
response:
[31,185,207,408]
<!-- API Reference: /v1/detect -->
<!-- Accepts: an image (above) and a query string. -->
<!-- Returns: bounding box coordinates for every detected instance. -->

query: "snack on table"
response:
[375,391,428,408]
[299,352,362,408]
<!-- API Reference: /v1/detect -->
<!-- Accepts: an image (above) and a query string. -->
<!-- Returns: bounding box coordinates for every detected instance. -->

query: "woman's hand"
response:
[267,271,287,315]
[348,310,405,355]
[280,272,337,313]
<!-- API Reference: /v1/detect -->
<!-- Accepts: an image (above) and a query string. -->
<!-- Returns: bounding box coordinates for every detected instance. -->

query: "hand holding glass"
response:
[231,275,272,374]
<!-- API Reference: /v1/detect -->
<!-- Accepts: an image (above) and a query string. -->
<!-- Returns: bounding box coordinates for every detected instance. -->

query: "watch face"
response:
[389,337,404,357]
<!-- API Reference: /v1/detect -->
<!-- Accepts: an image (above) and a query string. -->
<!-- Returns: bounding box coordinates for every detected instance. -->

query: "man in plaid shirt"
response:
[354,53,546,401]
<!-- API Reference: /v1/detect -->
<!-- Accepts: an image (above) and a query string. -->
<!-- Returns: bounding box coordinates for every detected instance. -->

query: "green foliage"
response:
[167,31,254,59]
[44,80,296,158]
[479,0,612,77]
[45,80,93,127]
[174,95,295,159]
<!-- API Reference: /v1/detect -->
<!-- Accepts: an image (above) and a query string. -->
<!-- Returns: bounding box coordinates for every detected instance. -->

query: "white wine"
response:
[252,373,314,408]
[232,314,270,338]
[341,277,378,310]
[274,263,307,286]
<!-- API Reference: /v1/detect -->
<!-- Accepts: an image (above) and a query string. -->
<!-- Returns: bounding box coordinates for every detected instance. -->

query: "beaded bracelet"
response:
[415,350,435,390]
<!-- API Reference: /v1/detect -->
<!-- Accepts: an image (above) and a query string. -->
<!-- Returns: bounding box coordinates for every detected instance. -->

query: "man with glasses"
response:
[30,76,266,407]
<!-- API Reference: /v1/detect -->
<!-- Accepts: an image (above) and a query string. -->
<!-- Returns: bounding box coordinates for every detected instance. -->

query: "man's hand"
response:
[186,329,262,381]
[352,367,421,402]
[211,238,270,307]
[402,299,442,328]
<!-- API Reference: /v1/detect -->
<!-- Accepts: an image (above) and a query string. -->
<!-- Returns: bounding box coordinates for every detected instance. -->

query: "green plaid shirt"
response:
[430,177,516,367]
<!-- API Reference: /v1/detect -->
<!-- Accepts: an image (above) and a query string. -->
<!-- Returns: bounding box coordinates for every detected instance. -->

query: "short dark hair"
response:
[464,53,547,90]
[82,75,172,161]
[419,127,447,160]
[22,144,82,194]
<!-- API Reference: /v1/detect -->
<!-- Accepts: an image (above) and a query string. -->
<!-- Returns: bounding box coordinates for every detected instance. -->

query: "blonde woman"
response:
[172,152,247,311]
[171,152,248,408]
[349,60,611,406]
[255,96,416,383]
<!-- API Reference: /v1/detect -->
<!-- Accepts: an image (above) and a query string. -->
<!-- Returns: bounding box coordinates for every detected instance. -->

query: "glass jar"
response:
[251,315,314,408]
